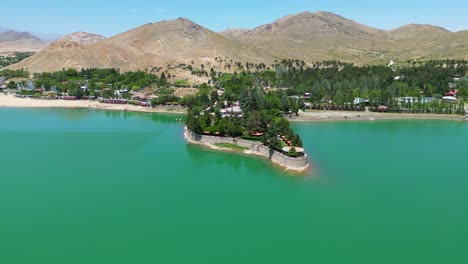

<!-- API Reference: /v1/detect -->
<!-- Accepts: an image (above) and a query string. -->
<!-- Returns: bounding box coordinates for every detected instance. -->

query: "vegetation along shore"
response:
[1,59,467,169]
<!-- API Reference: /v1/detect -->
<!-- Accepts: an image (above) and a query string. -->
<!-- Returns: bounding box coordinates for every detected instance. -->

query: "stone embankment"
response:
[184,128,310,173]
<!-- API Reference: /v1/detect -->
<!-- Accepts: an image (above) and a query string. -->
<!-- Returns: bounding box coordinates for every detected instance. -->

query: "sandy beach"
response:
[291,109,468,122]
[0,93,187,114]
[1,93,467,121]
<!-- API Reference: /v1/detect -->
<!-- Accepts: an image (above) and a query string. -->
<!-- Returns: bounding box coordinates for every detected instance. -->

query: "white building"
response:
[221,106,243,118]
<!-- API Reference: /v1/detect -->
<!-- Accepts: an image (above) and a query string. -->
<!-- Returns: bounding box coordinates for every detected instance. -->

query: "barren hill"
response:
[0,31,40,42]
[220,28,250,39]
[0,31,47,55]
[58,32,105,44]
[8,12,468,72]
[225,11,468,63]
[223,11,389,62]
[10,18,273,73]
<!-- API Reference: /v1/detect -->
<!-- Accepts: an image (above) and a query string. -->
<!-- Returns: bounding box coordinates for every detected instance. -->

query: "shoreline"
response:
[290,110,468,122]
[1,94,466,122]
[0,94,187,115]
[183,127,310,174]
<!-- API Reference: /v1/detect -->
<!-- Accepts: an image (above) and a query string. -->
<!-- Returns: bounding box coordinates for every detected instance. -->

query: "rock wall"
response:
[186,129,309,171]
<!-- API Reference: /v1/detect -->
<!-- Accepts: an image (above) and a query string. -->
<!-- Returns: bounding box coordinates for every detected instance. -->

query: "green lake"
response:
[1,108,467,264]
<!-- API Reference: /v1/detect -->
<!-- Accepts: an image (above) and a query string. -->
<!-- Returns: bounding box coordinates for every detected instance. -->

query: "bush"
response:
[173,80,191,87]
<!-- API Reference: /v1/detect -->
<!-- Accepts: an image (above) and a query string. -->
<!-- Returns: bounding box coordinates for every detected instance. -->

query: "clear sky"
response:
[2,0,467,37]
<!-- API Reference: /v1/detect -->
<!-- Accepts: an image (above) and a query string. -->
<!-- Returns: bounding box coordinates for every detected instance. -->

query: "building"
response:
[398,97,436,104]
[114,89,128,97]
[221,106,243,118]
[354,98,369,106]
[445,90,458,97]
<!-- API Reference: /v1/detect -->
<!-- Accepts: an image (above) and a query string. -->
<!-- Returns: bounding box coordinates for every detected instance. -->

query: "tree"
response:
[159,73,167,87]
[288,147,298,157]
[210,90,219,104]
[186,113,203,134]
[291,134,303,147]
[244,111,267,133]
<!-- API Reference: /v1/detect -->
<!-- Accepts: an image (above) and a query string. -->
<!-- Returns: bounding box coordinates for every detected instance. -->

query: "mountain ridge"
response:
[7,11,468,72]
[0,30,47,55]
[9,18,273,73]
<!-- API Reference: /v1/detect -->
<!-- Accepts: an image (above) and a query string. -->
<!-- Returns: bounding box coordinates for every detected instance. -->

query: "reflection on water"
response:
[185,143,316,179]
[2,109,468,264]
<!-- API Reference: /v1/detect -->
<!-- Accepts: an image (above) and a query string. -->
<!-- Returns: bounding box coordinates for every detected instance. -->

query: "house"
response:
[114,89,128,97]
[25,80,35,91]
[377,105,389,112]
[0,77,6,85]
[445,90,458,97]
[448,82,457,89]
[354,98,369,106]
[221,106,243,118]
[398,97,435,104]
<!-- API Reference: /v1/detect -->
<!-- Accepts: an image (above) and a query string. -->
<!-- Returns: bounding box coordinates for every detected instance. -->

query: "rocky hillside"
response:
[8,12,468,72]
[57,32,105,44]
[222,11,468,63]
[10,18,273,73]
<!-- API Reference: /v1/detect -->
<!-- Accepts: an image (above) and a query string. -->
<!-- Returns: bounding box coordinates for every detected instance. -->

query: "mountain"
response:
[8,12,468,72]
[222,11,390,62]
[57,32,105,44]
[225,12,468,62]
[0,26,11,33]
[0,30,47,55]
[220,28,250,39]
[10,18,273,73]
[0,31,40,42]
[3,32,109,72]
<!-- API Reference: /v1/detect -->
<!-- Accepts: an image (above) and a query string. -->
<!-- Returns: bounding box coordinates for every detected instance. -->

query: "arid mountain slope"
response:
[224,11,389,62]
[58,32,105,44]
[10,18,273,73]
[0,31,47,55]
[0,31,40,42]
[8,12,468,72]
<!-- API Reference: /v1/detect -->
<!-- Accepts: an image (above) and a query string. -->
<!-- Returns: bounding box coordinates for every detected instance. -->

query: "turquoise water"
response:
[1,108,467,264]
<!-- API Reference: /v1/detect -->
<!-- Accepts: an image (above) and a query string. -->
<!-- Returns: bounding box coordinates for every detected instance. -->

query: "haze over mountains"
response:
[7,11,468,73]
[0,30,48,55]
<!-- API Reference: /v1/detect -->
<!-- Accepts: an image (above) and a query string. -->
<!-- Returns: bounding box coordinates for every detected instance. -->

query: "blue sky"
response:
[2,0,467,37]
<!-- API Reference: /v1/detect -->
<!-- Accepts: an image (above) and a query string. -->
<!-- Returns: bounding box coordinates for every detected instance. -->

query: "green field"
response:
[215,143,248,151]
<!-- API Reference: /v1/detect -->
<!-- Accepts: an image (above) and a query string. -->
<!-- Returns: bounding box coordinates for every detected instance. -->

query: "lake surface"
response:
[1,108,467,264]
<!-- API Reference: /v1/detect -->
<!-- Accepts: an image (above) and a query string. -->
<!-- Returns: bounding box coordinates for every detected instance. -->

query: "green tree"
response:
[288,147,298,157]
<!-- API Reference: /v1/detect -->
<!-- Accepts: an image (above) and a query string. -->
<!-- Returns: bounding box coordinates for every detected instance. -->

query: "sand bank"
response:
[0,94,187,114]
[291,110,467,122]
